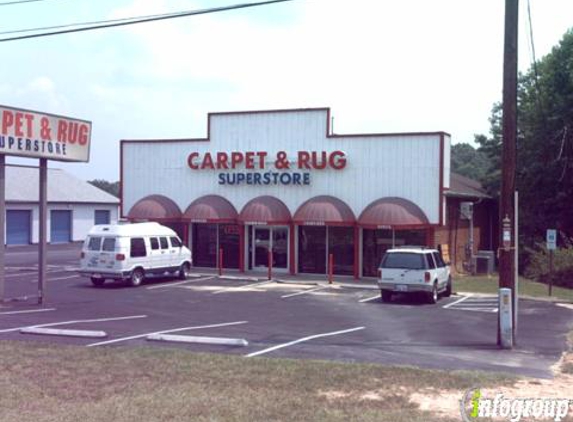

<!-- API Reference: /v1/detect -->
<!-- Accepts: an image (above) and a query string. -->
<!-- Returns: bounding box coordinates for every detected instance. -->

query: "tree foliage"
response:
[89,179,120,198]
[450,142,490,181]
[475,29,573,247]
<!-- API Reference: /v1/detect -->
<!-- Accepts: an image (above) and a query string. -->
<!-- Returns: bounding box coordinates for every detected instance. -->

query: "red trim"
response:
[353,226,359,279]
[289,223,296,275]
[439,133,445,226]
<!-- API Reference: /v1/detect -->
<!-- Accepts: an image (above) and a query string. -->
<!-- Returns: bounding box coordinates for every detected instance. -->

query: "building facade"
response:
[120,107,471,278]
[5,165,119,245]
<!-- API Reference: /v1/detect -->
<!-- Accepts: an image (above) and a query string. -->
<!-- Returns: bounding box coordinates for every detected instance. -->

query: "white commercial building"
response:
[5,164,119,245]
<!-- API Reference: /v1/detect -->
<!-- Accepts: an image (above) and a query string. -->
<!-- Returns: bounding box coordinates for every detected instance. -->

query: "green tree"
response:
[450,142,490,181]
[88,179,120,198]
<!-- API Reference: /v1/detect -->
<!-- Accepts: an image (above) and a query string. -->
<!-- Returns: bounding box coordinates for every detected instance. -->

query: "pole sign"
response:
[546,229,557,250]
[0,105,91,162]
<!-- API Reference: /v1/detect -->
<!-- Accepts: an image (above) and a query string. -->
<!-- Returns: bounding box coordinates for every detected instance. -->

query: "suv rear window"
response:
[381,253,426,270]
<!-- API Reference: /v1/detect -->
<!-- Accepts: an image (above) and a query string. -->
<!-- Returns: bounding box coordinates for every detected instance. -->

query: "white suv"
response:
[377,247,452,303]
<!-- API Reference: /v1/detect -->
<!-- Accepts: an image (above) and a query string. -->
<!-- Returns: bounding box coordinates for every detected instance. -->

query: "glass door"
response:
[252,226,289,272]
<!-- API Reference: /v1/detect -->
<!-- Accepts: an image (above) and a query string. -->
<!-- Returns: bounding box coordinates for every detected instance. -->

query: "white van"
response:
[78,222,192,287]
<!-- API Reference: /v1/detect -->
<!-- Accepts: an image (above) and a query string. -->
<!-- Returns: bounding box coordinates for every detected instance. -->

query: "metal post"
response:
[549,250,554,296]
[0,154,5,302]
[328,253,334,284]
[267,249,272,281]
[514,190,519,337]
[38,158,48,304]
[218,247,223,276]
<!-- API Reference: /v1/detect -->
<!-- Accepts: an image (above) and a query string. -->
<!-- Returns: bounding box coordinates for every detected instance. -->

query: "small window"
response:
[130,237,147,258]
[87,237,102,251]
[159,237,169,249]
[94,210,111,225]
[150,237,159,250]
[102,238,116,252]
[170,236,182,248]
[433,252,446,268]
[426,254,436,269]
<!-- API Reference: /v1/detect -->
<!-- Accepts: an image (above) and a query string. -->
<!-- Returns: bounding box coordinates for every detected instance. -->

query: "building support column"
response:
[239,224,245,272]
[289,223,296,275]
[353,225,360,279]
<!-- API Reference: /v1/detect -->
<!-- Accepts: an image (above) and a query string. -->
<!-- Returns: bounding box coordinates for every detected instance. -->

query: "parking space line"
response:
[281,286,328,299]
[212,280,273,295]
[442,294,473,309]
[246,326,365,358]
[146,276,215,290]
[0,315,147,334]
[0,308,56,315]
[359,294,380,303]
[87,320,248,347]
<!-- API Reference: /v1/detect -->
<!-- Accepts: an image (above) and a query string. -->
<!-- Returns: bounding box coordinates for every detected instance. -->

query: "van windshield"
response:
[381,253,426,270]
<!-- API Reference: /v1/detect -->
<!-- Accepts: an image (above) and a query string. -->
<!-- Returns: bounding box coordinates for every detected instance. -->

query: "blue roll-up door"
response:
[50,210,72,243]
[94,210,110,225]
[6,210,32,245]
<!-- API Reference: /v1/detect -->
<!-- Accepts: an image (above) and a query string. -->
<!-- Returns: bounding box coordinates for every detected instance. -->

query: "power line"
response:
[0,0,296,42]
[0,0,59,6]
[526,0,545,118]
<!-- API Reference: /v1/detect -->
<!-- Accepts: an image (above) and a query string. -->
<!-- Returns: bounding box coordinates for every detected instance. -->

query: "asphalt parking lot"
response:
[1,243,572,378]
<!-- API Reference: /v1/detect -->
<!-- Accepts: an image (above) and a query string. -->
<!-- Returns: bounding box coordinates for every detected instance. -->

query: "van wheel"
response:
[129,268,144,287]
[91,277,105,287]
[444,277,452,297]
[178,262,191,280]
[427,282,438,304]
[381,290,392,303]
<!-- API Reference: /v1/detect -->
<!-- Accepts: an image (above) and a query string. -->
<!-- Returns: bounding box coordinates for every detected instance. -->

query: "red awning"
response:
[127,195,182,220]
[358,197,429,228]
[238,196,291,225]
[293,195,355,226]
[183,195,238,223]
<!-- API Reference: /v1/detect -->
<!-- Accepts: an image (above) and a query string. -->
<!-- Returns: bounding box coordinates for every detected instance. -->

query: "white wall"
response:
[123,109,450,224]
[6,203,118,243]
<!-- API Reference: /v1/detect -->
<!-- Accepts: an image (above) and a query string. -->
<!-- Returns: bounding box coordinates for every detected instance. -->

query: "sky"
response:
[1,0,572,182]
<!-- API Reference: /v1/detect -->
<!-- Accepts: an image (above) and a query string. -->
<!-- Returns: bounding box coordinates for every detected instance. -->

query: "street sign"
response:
[546,229,557,250]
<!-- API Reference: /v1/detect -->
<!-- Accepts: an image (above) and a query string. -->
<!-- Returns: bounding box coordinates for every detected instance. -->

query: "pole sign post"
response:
[0,105,91,304]
[546,229,556,296]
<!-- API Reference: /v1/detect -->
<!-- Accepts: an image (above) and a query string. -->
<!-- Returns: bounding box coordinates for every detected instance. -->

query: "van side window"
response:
[159,237,169,249]
[170,236,182,248]
[150,237,159,250]
[87,237,102,251]
[130,238,147,258]
[102,238,116,252]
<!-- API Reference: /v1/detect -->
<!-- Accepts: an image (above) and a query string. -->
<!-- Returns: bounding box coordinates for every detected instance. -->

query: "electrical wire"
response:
[0,0,58,6]
[526,0,545,118]
[0,0,296,42]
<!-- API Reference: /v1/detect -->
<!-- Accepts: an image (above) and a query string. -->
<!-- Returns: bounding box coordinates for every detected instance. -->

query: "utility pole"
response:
[499,0,519,345]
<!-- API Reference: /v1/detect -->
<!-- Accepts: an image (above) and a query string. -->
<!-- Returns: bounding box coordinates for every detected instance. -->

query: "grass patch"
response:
[0,341,516,422]
[454,274,573,302]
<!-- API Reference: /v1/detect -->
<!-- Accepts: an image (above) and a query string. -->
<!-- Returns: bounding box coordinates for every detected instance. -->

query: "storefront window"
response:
[298,226,326,274]
[329,227,354,276]
[193,224,217,267]
[362,229,392,277]
[395,229,426,248]
[219,224,240,269]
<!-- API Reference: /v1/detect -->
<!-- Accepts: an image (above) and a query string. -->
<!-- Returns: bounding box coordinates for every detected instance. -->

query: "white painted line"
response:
[456,307,499,312]
[442,294,473,309]
[4,272,37,278]
[31,274,78,282]
[146,276,215,290]
[21,327,107,338]
[147,334,248,346]
[0,308,56,315]
[246,326,365,358]
[281,286,327,299]
[359,294,381,303]
[0,314,147,334]
[87,320,248,347]
[212,280,273,295]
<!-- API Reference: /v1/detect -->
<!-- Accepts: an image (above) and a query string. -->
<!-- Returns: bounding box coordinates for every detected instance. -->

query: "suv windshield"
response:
[381,252,426,270]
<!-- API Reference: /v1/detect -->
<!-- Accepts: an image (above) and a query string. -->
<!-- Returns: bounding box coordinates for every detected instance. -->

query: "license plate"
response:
[92,273,102,279]
[396,284,408,292]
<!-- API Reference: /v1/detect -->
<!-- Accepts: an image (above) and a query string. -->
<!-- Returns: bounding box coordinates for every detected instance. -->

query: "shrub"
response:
[524,243,573,289]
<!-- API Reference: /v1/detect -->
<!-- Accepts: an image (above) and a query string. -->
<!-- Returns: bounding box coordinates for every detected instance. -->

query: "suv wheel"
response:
[427,282,438,304]
[91,277,105,287]
[129,268,144,287]
[178,262,191,280]
[381,290,392,303]
[444,277,452,297]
